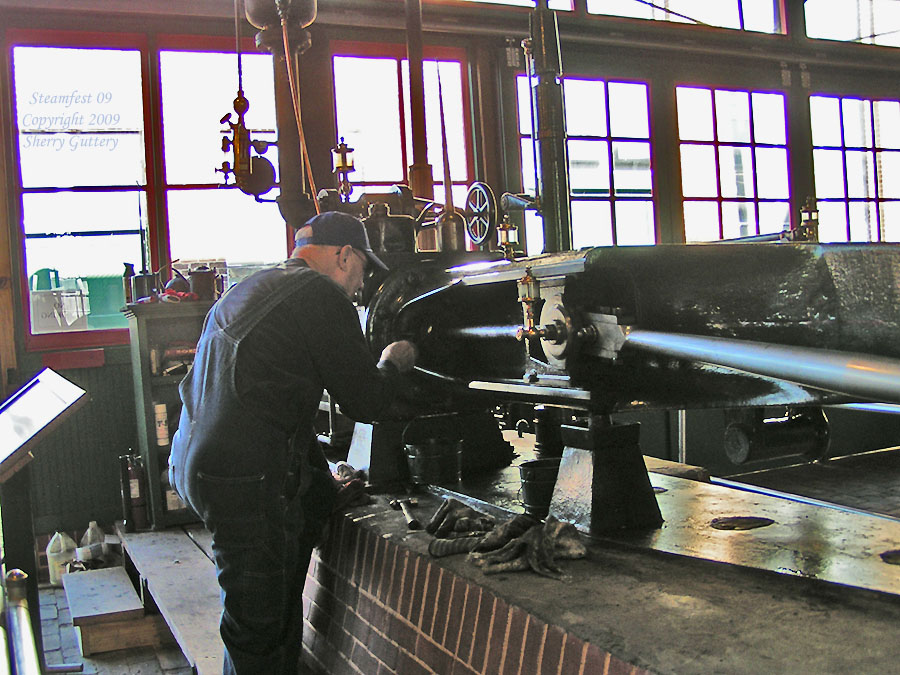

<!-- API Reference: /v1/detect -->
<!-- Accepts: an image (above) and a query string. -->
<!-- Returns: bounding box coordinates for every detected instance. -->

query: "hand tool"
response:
[389,498,421,530]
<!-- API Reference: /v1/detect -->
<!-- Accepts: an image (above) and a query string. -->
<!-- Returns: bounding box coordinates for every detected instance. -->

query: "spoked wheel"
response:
[464,182,498,246]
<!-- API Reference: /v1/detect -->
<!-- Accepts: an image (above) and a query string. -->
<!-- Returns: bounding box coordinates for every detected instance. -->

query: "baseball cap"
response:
[294,211,388,271]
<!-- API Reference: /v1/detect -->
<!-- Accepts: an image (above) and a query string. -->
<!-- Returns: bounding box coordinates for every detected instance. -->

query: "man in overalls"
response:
[169,211,417,674]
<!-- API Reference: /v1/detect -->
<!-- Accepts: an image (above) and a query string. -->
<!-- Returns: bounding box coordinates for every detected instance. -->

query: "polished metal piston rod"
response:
[625,330,900,404]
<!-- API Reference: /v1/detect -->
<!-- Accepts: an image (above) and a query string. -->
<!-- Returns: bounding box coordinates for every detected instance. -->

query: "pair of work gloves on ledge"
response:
[425,498,586,580]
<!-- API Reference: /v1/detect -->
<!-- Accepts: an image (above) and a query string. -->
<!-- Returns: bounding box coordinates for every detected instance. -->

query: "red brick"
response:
[389,548,410,610]
[451,657,480,675]
[415,633,452,674]
[501,606,527,675]
[606,653,636,675]
[356,528,373,588]
[344,607,373,648]
[397,651,431,675]
[376,540,398,603]
[405,557,425,621]
[559,633,586,675]
[456,585,479,663]
[584,642,610,674]
[485,599,511,675]
[351,638,380,674]
[521,616,546,675]
[366,624,400,670]
[540,624,565,675]
[413,562,435,629]
[469,593,494,672]
[342,526,360,581]
[442,577,466,652]
[389,614,419,655]
[429,568,453,639]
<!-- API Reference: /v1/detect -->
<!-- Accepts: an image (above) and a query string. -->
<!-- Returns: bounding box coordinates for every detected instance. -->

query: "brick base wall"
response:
[301,511,649,675]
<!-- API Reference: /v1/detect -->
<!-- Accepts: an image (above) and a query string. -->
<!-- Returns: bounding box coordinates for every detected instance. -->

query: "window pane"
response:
[670,0,740,28]
[752,92,786,145]
[683,201,720,242]
[817,202,848,242]
[167,189,286,265]
[402,60,468,182]
[588,0,653,20]
[161,51,276,186]
[715,90,751,143]
[882,201,900,241]
[23,192,146,334]
[849,201,878,241]
[758,201,790,234]
[880,151,900,198]
[719,146,754,198]
[755,147,789,199]
[571,200,613,248]
[521,138,536,194]
[615,201,655,245]
[806,0,900,46]
[842,99,873,148]
[564,79,607,137]
[612,142,652,196]
[14,46,145,188]
[742,0,780,33]
[810,96,842,147]
[681,144,718,197]
[875,101,900,149]
[608,83,649,138]
[722,201,757,239]
[334,57,404,183]
[813,149,846,198]
[524,210,544,255]
[845,150,876,199]
[677,87,714,141]
[569,140,610,195]
[517,75,532,136]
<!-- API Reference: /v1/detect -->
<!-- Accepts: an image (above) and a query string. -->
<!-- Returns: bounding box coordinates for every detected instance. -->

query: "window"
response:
[454,0,573,8]
[810,95,900,242]
[159,48,285,279]
[13,42,147,339]
[10,33,287,348]
[586,0,783,34]
[517,75,655,254]
[806,0,900,47]
[332,46,473,215]
[677,86,790,241]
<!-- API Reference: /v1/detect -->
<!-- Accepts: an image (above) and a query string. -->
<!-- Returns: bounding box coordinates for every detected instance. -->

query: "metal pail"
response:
[518,457,561,519]
[405,438,462,486]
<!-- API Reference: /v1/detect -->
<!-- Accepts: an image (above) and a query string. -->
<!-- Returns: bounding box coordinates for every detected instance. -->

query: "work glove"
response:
[468,516,586,579]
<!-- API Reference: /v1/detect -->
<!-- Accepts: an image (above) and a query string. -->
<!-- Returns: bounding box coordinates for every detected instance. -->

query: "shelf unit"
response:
[125,301,213,529]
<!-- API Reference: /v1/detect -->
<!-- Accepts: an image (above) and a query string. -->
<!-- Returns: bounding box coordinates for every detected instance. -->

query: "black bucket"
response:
[403,414,463,486]
[519,457,561,518]
[405,438,462,486]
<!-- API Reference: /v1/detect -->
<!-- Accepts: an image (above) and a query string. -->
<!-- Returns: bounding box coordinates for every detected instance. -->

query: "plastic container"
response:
[46,531,77,586]
[77,521,106,561]
[518,457,562,519]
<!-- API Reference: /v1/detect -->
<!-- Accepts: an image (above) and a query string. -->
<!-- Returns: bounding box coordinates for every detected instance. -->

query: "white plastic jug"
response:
[77,521,106,561]
[46,531,76,586]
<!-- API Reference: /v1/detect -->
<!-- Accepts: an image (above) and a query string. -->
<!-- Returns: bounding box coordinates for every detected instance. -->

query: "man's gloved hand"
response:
[380,340,418,373]
[468,516,586,579]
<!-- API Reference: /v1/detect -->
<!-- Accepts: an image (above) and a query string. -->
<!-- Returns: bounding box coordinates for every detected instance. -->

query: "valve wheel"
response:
[464,182,498,246]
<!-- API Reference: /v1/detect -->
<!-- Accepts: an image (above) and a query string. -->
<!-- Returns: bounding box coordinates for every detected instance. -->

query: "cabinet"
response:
[126,301,213,529]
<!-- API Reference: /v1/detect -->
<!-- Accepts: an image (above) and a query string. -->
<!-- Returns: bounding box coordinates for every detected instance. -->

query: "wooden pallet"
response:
[62,566,174,656]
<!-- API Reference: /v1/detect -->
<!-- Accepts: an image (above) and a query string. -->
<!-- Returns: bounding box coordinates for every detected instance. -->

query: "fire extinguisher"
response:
[126,454,149,530]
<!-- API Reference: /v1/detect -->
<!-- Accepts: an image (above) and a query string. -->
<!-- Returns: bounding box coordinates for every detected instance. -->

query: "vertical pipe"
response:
[405,0,434,201]
[5,571,40,675]
[529,4,571,253]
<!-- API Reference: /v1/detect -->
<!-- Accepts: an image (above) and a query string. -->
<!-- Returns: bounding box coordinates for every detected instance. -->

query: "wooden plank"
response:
[117,526,222,675]
[78,614,174,656]
[183,523,214,561]
[62,567,144,626]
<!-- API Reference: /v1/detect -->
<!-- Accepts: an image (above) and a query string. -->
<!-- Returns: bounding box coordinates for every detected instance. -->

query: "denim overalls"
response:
[170,261,342,674]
